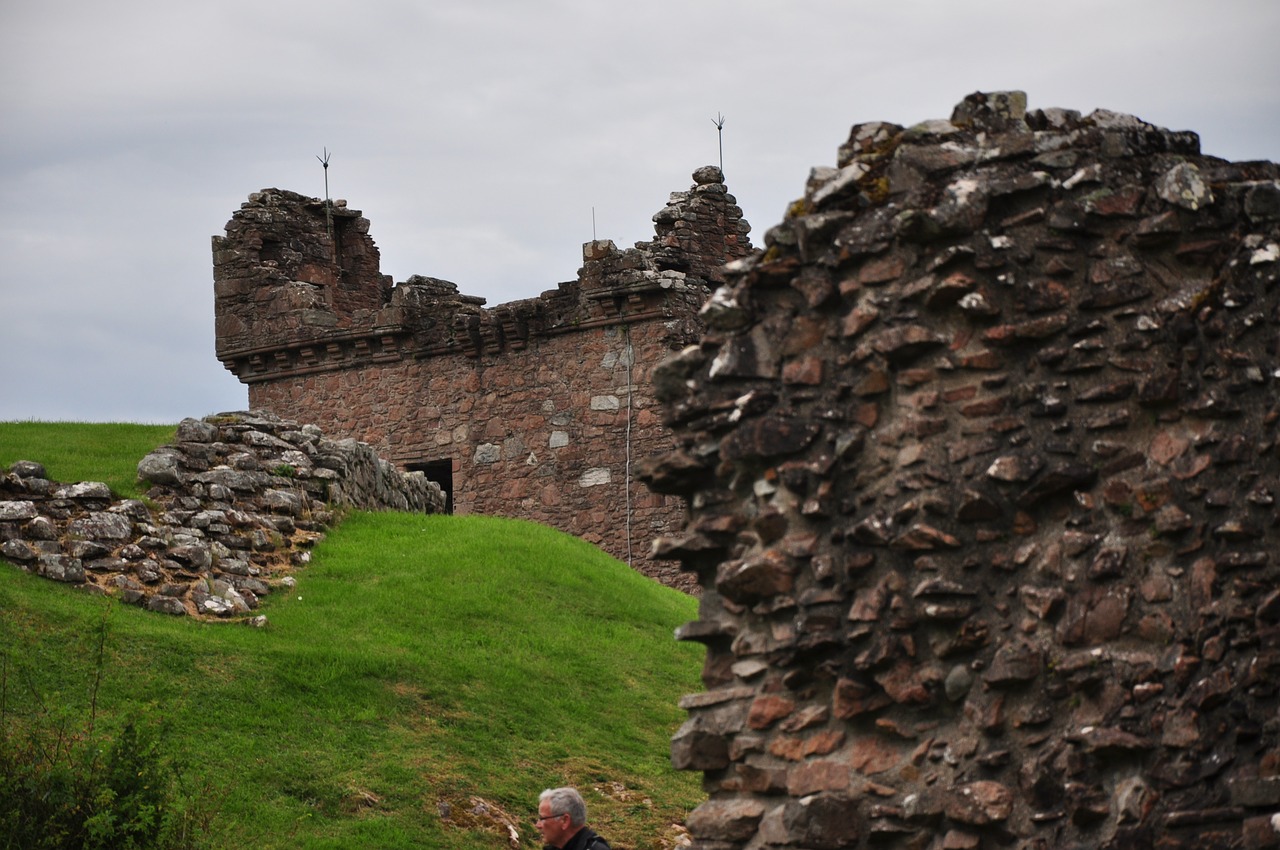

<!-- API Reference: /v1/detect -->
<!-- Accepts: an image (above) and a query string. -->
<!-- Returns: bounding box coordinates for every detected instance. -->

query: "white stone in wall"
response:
[0,501,37,521]
[579,468,611,487]
[601,347,634,370]
[591,395,620,411]
[1251,242,1279,265]
[550,431,569,448]
[1156,161,1214,210]
[474,443,501,464]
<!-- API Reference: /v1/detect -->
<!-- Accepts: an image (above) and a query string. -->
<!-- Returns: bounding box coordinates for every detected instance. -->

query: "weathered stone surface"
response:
[1059,585,1132,645]
[671,718,732,771]
[54,482,112,501]
[0,500,38,521]
[67,512,133,541]
[848,736,903,775]
[748,694,797,729]
[685,798,766,843]
[984,640,1043,685]
[137,450,183,485]
[653,92,1280,850]
[37,554,84,583]
[145,596,187,616]
[720,417,821,461]
[944,781,1014,826]
[771,793,861,850]
[716,550,798,602]
[1156,162,1214,210]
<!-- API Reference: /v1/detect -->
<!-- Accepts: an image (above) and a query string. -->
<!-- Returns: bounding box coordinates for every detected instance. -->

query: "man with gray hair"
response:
[535,786,610,850]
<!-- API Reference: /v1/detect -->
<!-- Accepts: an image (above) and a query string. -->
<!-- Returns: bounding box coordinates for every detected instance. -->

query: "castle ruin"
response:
[211,89,1280,847]
[213,166,752,590]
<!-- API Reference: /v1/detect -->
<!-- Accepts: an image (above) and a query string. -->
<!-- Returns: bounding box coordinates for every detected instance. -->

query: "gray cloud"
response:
[2,0,1277,421]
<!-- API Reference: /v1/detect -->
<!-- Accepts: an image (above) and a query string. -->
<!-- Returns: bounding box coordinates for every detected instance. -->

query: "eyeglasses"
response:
[535,812,566,824]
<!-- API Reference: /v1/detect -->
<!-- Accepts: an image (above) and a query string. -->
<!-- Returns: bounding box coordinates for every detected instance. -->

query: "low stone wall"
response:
[644,92,1280,849]
[1,411,445,619]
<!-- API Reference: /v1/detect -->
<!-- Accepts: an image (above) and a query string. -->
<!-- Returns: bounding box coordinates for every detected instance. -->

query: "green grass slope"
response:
[0,421,176,498]
[0,424,704,849]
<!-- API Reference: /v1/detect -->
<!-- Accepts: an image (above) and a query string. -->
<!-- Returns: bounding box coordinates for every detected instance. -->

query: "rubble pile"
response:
[1,411,444,619]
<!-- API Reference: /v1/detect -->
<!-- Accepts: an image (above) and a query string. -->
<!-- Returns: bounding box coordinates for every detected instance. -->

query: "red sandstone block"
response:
[787,760,851,796]
[747,695,797,730]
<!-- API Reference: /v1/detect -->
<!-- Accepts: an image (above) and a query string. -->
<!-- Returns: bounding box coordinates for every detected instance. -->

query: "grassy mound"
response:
[0,423,703,849]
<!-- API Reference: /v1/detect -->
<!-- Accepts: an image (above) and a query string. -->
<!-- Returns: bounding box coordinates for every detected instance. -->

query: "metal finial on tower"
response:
[316,147,333,245]
[712,113,725,173]
[316,147,333,204]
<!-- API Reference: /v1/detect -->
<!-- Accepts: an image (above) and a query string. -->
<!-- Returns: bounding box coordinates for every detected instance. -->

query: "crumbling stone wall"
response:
[214,167,751,589]
[643,92,1280,849]
[1,411,444,619]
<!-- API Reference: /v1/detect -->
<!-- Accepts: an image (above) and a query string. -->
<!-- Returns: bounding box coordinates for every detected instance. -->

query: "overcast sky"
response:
[2,0,1277,423]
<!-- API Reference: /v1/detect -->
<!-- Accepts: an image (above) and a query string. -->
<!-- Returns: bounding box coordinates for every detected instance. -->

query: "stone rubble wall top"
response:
[1,411,445,621]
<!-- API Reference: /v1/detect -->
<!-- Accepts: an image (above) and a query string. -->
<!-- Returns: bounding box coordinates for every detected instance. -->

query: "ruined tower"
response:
[213,166,752,589]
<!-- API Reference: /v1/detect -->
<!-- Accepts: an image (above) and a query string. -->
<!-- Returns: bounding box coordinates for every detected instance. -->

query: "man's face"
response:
[536,801,574,848]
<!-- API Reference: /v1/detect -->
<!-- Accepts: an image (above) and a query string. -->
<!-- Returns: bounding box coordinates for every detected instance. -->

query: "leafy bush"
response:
[0,610,214,850]
[0,716,168,849]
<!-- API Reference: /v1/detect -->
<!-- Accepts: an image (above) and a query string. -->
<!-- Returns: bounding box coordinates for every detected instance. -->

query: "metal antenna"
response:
[712,113,725,173]
[316,147,333,244]
[592,206,597,242]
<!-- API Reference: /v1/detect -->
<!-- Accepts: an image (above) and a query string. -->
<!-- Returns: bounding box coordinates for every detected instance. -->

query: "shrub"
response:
[0,607,215,850]
[0,715,168,849]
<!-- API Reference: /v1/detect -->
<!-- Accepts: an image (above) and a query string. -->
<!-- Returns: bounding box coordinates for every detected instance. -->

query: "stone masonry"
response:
[214,166,752,590]
[642,92,1280,848]
[1,411,444,619]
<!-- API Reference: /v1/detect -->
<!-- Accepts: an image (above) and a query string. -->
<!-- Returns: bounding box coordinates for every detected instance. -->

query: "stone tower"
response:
[213,166,752,589]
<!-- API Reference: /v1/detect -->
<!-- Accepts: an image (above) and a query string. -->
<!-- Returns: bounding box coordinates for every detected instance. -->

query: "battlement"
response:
[214,167,751,381]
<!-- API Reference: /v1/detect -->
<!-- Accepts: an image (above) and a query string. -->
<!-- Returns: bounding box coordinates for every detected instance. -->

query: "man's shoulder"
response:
[573,827,610,850]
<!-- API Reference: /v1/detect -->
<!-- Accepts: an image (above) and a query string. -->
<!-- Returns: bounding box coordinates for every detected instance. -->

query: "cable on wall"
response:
[623,323,635,568]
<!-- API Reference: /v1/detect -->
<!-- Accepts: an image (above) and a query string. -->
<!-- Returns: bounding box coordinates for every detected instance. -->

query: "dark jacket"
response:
[551,825,609,850]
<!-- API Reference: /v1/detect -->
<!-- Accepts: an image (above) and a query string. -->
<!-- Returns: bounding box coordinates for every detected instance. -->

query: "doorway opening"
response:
[407,459,454,514]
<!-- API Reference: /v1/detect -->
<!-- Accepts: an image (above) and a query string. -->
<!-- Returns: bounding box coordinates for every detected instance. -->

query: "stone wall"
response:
[643,92,1280,849]
[214,167,752,590]
[1,411,444,619]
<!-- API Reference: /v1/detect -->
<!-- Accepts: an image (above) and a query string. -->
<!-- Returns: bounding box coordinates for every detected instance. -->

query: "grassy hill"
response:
[0,424,705,849]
